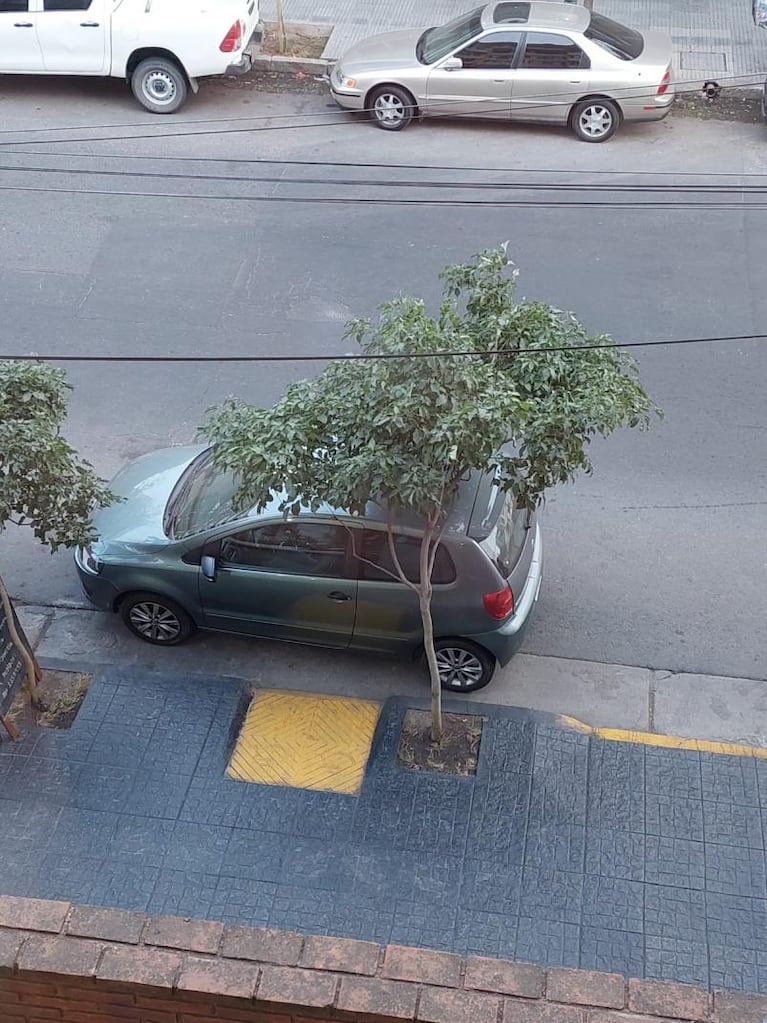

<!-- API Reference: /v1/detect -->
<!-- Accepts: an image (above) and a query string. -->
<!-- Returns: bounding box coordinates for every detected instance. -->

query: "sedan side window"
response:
[219,521,348,578]
[358,530,456,584]
[0,0,29,10]
[455,31,522,70]
[42,0,92,9]
[520,32,590,70]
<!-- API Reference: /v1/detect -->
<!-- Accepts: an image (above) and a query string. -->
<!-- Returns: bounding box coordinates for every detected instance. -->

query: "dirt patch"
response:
[7,669,92,731]
[672,87,764,125]
[260,21,332,59]
[396,709,483,776]
[221,68,328,95]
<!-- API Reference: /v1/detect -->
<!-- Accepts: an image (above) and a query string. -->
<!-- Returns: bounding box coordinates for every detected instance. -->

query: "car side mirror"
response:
[201,555,217,582]
[442,56,463,71]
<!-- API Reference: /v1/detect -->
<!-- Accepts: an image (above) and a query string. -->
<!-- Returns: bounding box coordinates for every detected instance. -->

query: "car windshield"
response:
[164,449,241,539]
[584,12,644,60]
[418,6,484,64]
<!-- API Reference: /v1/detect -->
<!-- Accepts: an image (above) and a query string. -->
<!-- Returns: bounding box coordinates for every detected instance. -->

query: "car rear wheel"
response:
[120,592,194,645]
[570,98,620,142]
[131,57,188,114]
[430,639,496,693]
[369,86,415,131]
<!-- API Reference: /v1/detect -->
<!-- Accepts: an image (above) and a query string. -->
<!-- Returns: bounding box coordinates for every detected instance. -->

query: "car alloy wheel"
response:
[128,601,183,643]
[436,646,486,690]
[369,86,415,131]
[571,99,620,143]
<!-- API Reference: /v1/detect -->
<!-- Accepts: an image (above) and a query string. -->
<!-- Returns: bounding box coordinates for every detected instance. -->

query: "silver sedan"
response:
[329,1,674,142]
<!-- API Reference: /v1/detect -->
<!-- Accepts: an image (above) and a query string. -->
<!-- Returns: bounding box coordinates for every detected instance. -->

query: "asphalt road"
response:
[0,74,765,680]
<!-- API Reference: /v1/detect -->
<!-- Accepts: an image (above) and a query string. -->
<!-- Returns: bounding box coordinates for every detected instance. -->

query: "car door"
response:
[425,30,522,119]
[350,527,457,654]
[199,519,357,648]
[510,31,590,124]
[0,0,44,71]
[34,0,107,74]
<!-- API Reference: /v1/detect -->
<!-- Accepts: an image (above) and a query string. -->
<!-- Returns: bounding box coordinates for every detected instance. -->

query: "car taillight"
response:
[657,68,671,96]
[220,20,243,52]
[483,585,514,620]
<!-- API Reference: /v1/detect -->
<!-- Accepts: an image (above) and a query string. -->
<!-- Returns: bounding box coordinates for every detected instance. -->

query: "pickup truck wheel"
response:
[131,57,188,114]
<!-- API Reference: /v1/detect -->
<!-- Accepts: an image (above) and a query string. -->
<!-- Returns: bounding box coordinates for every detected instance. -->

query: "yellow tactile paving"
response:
[558,715,767,759]
[226,690,381,793]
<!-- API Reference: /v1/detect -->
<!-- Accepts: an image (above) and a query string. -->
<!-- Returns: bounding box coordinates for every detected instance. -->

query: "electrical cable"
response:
[1,331,764,364]
[0,180,764,209]
[0,71,760,149]
[1,157,766,196]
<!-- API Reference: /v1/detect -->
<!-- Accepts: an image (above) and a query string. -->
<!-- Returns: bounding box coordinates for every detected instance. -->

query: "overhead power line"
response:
[0,66,761,146]
[2,157,767,197]
[3,148,764,181]
[2,179,766,210]
[1,331,764,364]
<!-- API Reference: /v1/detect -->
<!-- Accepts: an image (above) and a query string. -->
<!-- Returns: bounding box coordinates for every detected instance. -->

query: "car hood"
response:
[92,445,206,552]
[337,28,422,73]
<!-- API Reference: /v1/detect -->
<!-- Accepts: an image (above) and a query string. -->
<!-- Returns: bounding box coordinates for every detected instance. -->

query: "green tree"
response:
[0,361,113,702]
[204,248,658,741]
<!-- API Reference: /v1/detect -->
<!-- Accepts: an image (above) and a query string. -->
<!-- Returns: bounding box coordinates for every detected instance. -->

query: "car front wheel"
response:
[369,86,415,131]
[429,639,496,693]
[570,98,620,142]
[120,592,194,645]
[131,57,188,114]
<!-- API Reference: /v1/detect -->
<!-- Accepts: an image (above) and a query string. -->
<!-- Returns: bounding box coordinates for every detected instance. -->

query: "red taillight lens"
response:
[220,21,243,52]
[483,585,514,620]
[657,68,671,96]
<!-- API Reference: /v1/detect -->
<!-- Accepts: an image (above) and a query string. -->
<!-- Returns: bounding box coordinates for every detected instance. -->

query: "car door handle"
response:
[326,590,352,602]
[14,22,34,27]
[80,21,100,26]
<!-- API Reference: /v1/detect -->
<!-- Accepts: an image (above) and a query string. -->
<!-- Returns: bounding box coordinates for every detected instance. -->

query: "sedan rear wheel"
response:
[431,639,496,693]
[120,592,193,645]
[369,85,415,131]
[570,98,620,142]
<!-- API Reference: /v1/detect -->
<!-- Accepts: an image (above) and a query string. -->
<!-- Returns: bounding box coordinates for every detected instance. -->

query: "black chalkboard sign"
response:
[0,598,27,716]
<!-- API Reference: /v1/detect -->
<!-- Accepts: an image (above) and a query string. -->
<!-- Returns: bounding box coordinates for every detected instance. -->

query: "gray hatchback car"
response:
[75,445,543,691]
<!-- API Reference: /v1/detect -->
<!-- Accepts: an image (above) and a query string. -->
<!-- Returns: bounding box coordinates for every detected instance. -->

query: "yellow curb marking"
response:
[558,715,767,758]
[227,690,381,794]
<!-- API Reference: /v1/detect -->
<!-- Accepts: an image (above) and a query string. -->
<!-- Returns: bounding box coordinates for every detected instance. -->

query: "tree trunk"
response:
[418,523,443,743]
[0,573,41,707]
[276,0,287,54]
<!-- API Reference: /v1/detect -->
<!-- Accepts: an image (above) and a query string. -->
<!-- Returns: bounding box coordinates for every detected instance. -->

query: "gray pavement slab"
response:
[2,665,767,991]
[654,672,767,748]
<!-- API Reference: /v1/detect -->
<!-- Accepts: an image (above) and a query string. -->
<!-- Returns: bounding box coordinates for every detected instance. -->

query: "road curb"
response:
[247,53,329,75]
[559,714,767,758]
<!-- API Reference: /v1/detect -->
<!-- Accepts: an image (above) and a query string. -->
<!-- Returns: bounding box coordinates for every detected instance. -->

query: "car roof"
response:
[486,0,590,32]
[205,461,506,542]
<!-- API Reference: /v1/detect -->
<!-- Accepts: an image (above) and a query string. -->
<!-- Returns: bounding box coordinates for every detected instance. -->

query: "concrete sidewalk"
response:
[16,602,767,749]
[258,0,767,84]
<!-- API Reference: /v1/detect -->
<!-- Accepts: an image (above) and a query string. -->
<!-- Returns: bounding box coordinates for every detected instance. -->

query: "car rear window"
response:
[479,497,528,578]
[584,12,644,60]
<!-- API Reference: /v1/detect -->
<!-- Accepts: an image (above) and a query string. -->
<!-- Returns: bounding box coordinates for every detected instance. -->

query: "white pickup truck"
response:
[0,0,260,113]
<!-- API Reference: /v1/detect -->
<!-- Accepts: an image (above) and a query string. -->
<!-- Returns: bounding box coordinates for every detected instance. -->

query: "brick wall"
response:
[0,895,764,1023]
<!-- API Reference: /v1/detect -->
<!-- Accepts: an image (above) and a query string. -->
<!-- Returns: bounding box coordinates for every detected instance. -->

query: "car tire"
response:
[368,85,415,131]
[570,98,620,143]
[131,57,188,114]
[120,592,194,645]
[427,639,496,693]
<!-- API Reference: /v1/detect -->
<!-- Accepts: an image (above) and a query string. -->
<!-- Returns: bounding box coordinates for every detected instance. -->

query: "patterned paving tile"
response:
[2,671,767,993]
